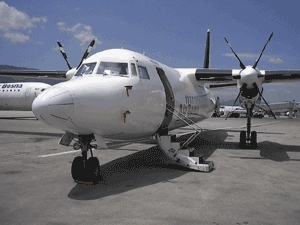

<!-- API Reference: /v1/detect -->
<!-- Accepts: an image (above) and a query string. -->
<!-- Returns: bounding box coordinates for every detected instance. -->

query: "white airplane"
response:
[2,30,300,184]
[0,39,95,111]
[258,100,300,118]
[0,82,50,110]
[218,105,247,118]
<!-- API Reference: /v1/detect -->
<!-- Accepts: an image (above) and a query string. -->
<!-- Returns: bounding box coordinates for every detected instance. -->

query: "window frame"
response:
[137,65,150,80]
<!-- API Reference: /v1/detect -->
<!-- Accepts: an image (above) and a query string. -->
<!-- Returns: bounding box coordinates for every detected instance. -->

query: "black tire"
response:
[239,131,246,148]
[250,131,257,148]
[71,156,85,181]
[87,157,101,184]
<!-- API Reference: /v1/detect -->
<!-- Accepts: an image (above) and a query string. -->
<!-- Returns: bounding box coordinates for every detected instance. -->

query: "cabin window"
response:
[138,66,150,79]
[131,63,137,76]
[97,62,128,76]
[75,62,96,76]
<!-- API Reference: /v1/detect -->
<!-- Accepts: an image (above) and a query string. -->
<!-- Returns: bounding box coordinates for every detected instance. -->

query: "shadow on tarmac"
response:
[68,130,228,200]
[231,141,300,162]
[68,146,191,200]
[66,129,299,200]
[190,130,300,162]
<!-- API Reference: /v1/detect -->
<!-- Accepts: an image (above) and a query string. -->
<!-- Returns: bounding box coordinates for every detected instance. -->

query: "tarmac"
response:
[0,111,299,225]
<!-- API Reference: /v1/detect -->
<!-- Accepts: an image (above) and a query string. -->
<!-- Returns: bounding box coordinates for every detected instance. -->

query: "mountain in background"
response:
[0,65,38,71]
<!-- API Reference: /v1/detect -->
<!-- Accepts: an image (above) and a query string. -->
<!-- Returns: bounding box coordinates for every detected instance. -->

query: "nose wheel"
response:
[239,130,257,148]
[239,104,257,148]
[71,135,101,184]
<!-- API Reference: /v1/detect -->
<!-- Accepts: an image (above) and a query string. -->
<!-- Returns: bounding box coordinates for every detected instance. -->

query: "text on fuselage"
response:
[1,84,23,89]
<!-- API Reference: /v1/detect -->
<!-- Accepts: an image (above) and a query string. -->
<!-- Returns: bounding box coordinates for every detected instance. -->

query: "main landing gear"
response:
[71,135,101,184]
[239,103,257,148]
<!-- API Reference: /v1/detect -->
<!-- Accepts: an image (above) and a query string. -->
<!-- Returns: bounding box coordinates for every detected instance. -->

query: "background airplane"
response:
[258,100,300,118]
[0,82,50,110]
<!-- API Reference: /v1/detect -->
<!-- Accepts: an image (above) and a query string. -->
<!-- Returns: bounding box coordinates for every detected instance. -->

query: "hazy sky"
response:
[1,0,300,102]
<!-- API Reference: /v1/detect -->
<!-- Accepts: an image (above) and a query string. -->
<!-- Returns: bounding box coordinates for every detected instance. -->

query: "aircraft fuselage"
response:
[32,49,216,141]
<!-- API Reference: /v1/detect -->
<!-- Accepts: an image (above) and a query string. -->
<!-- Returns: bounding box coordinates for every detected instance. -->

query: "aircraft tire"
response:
[250,131,257,148]
[239,131,246,148]
[71,156,85,182]
[87,157,101,184]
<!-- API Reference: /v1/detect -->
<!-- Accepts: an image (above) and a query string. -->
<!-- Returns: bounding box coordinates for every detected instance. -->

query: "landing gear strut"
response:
[239,103,257,148]
[71,135,101,184]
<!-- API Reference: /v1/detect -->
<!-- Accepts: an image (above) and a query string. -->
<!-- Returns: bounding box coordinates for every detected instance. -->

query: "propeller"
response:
[56,39,96,70]
[223,32,277,120]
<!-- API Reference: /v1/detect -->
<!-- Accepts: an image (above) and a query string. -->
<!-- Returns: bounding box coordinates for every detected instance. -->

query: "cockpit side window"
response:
[97,62,128,76]
[138,66,150,79]
[75,62,96,76]
[131,63,137,76]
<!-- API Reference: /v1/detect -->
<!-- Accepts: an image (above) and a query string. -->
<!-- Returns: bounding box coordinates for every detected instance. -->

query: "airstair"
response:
[155,105,214,172]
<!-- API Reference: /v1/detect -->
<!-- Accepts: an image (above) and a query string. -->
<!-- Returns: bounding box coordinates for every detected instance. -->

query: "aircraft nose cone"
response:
[32,87,74,126]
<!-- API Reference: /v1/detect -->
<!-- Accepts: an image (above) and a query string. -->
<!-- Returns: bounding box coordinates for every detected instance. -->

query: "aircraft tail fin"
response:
[203,29,210,68]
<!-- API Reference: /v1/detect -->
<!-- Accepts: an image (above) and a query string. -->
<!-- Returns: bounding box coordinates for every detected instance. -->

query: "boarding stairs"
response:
[155,104,214,172]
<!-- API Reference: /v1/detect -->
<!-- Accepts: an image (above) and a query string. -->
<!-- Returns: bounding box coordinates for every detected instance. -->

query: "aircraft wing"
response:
[194,68,236,89]
[0,70,67,79]
[195,69,233,82]
[263,70,300,83]
[195,68,300,87]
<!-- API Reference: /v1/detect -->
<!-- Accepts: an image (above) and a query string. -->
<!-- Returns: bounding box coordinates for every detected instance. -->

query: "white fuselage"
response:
[0,82,51,111]
[32,49,216,141]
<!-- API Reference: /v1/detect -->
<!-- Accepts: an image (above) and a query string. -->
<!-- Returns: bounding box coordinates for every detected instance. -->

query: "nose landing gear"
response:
[239,103,257,148]
[71,135,101,184]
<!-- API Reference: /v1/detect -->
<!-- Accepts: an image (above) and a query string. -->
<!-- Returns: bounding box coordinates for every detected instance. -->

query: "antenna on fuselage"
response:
[203,29,210,68]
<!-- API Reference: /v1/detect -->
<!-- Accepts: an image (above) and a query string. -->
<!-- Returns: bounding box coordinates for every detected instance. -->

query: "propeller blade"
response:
[252,32,274,68]
[203,29,210,69]
[57,41,72,70]
[224,37,246,70]
[225,85,244,120]
[259,91,276,119]
[76,39,96,70]
[253,82,277,119]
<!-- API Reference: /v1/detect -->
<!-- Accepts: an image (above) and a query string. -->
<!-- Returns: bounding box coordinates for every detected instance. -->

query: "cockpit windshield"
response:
[97,62,128,76]
[75,63,96,76]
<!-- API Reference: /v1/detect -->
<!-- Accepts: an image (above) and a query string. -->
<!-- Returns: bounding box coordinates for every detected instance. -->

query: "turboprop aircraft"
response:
[2,30,300,184]
[0,39,95,111]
